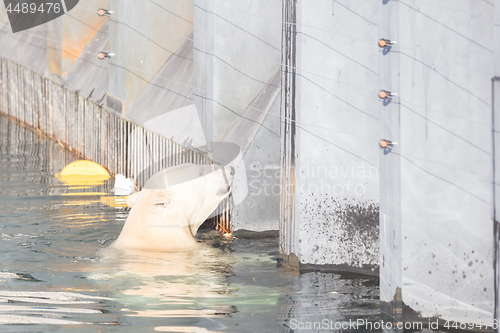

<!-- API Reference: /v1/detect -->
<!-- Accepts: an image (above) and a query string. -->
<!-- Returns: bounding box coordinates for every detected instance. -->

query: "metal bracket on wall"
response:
[379,139,396,149]
[97,8,112,16]
[379,90,397,99]
[378,39,396,48]
[97,52,114,60]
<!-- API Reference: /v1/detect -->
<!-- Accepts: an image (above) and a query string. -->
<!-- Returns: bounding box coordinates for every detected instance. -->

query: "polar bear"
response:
[112,163,234,251]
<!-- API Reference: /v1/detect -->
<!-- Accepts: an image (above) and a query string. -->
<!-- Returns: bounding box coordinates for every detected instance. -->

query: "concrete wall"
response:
[194,0,281,142]
[62,0,108,71]
[108,0,193,112]
[378,0,402,322]
[380,0,495,325]
[194,0,282,231]
[46,0,108,76]
[125,38,195,127]
[63,22,109,105]
[0,0,107,77]
[279,0,496,324]
[494,0,500,329]
[0,4,7,27]
[0,7,47,75]
[280,0,380,270]
[225,74,281,231]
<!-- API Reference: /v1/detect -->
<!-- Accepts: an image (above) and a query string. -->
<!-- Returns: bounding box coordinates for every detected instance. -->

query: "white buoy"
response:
[112,175,135,196]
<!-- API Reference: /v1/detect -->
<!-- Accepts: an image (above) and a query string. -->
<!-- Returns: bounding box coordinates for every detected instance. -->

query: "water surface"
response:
[0,116,390,332]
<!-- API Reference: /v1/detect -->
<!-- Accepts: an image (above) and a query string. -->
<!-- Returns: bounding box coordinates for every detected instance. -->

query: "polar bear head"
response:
[112,163,234,251]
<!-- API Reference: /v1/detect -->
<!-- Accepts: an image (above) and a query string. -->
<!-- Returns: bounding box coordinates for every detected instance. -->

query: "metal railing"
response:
[0,58,232,233]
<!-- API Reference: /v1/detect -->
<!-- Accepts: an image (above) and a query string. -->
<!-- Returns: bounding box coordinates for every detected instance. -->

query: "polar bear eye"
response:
[149,197,171,213]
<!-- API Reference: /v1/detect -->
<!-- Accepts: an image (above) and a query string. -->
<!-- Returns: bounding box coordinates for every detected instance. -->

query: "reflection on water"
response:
[0,117,389,332]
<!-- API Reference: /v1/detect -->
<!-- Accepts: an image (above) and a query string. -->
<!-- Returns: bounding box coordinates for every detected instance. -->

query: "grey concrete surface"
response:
[194,0,282,142]
[60,0,108,73]
[494,0,500,329]
[0,6,48,75]
[224,71,281,231]
[378,0,402,322]
[125,37,194,126]
[108,0,193,111]
[194,0,282,232]
[381,0,495,326]
[63,23,109,104]
[280,0,380,269]
[46,0,108,76]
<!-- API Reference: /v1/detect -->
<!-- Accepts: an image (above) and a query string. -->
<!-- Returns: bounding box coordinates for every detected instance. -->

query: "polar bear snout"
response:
[114,163,236,251]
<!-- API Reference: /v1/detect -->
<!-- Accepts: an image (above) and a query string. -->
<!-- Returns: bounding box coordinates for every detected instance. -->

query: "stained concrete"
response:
[380,0,495,326]
[60,0,108,73]
[279,0,380,268]
[63,23,109,105]
[494,0,500,328]
[46,0,108,76]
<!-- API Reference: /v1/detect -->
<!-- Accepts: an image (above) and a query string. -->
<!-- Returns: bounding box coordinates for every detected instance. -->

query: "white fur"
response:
[112,164,233,251]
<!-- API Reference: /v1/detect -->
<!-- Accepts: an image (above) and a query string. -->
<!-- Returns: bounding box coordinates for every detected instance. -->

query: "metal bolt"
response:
[379,139,394,148]
[378,39,396,47]
[97,8,111,16]
[379,90,397,99]
[97,52,115,60]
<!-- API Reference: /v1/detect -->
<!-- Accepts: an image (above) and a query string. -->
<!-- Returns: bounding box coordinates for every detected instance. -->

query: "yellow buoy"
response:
[100,196,130,208]
[56,160,110,186]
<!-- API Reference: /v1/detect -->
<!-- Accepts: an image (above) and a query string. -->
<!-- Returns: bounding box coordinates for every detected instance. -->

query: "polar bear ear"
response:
[126,191,143,208]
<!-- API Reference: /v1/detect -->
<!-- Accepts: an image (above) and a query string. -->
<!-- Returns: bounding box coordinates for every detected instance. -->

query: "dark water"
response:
[0,116,431,332]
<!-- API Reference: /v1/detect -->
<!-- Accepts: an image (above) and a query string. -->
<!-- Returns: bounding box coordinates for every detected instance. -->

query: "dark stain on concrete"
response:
[300,195,379,269]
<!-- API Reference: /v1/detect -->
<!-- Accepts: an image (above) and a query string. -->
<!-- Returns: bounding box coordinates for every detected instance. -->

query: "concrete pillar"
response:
[380,0,495,326]
[279,0,380,270]
[494,0,500,330]
[47,18,63,76]
[378,0,402,323]
[280,0,299,265]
